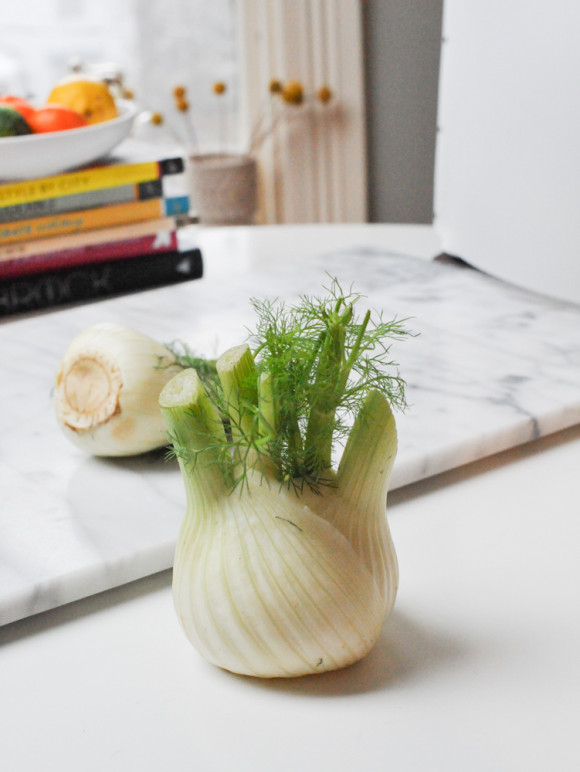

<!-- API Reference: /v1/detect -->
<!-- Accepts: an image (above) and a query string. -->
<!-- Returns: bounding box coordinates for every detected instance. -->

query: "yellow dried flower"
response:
[317,85,333,104]
[173,85,187,99]
[213,81,227,95]
[281,80,304,105]
[176,98,189,112]
[269,79,283,94]
[150,112,164,126]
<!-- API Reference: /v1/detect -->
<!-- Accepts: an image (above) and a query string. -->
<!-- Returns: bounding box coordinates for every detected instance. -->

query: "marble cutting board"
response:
[1,241,580,627]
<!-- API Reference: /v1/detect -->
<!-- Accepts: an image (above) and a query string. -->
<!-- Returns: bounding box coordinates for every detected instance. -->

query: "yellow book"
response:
[0,157,184,208]
[0,199,168,245]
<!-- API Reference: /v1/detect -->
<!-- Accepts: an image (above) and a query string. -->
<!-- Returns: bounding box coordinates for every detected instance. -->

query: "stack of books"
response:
[0,150,203,316]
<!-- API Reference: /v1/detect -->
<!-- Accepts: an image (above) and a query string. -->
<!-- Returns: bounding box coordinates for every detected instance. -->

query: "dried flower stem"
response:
[249,101,306,154]
[213,82,228,153]
[154,79,331,156]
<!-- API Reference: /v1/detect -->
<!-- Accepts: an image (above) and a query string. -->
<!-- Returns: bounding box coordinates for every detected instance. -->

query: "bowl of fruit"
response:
[0,79,137,180]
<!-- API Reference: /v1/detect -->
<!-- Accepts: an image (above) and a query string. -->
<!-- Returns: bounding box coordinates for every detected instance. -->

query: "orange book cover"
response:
[0,217,177,260]
[0,199,167,245]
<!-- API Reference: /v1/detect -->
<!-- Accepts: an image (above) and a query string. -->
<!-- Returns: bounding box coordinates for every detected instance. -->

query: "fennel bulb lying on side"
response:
[54,323,214,457]
[160,281,411,678]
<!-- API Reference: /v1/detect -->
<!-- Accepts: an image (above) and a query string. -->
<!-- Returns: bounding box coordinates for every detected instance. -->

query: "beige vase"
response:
[188,153,258,225]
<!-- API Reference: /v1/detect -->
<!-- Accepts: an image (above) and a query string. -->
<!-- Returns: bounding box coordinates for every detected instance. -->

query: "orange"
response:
[28,105,88,133]
[47,79,118,125]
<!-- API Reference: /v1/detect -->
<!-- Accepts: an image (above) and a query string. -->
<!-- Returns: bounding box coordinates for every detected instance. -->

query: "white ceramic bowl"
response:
[0,100,138,180]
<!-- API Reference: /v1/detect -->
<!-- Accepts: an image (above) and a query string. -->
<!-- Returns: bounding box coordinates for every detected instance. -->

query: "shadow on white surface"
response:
[0,569,172,647]
[222,610,467,697]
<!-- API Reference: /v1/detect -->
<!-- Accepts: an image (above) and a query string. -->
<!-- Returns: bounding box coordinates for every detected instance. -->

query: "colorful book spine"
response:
[0,248,203,317]
[0,157,185,208]
[0,217,177,260]
[0,195,190,245]
[0,179,165,224]
[0,229,179,280]
[164,195,190,216]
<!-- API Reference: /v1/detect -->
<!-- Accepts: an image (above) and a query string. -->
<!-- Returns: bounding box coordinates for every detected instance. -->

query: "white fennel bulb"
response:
[160,282,410,678]
[55,323,180,456]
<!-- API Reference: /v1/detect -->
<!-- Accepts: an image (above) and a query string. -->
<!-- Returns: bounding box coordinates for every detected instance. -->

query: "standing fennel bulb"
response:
[160,282,410,677]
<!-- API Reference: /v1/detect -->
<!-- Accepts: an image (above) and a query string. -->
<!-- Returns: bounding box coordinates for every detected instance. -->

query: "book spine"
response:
[0,230,179,279]
[0,248,203,317]
[164,195,190,216]
[0,179,164,224]
[0,197,188,245]
[0,217,177,260]
[0,157,185,208]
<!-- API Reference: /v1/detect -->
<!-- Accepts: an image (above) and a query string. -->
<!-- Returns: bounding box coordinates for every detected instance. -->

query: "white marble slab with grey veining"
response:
[1,230,579,626]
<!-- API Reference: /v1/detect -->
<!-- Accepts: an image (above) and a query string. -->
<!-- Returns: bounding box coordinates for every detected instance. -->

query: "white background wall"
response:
[0,1,139,100]
[435,0,580,303]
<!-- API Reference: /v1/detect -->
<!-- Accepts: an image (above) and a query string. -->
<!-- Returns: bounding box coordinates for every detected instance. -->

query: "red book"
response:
[0,228,179,279]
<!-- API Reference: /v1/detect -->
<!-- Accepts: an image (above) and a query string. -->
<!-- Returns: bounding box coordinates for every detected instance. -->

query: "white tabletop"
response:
[1,225,579,772]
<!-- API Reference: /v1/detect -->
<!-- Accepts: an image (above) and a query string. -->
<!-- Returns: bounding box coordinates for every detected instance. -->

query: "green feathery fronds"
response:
[161,340,218,392]
[162,278,413,494]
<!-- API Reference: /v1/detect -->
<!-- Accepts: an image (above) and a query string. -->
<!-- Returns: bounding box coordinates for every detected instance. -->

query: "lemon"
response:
[47,79,118,125]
